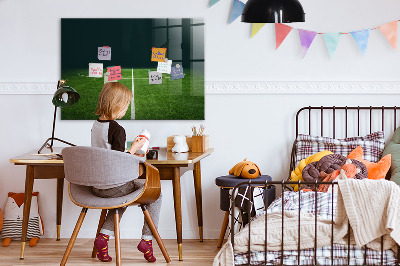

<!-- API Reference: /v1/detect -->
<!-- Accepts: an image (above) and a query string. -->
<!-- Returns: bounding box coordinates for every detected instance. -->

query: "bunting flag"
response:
[378,21,398,50]
[351,29,370,55]
[229,0,245,24]
[251,23,266,38]
[275,23,293,49]
[209,0,220,7]
[298,29,317,58]
[323,33,341,58]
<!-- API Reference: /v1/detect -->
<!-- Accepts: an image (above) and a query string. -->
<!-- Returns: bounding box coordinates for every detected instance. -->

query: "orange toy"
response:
[2,192,43,247]
[348,146,391,180]
[229,159,261,179]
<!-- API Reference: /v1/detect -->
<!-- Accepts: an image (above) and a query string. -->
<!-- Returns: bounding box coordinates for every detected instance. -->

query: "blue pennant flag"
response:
[209,0,220,7]
[323,33,341,58]
[351,29,371,55]
[229,0,245,24]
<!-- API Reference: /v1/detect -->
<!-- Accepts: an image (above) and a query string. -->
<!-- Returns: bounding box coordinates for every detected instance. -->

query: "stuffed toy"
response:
[289,150,333,191]
[348,146,391,180]
[1,192,44,247]
[0,208,3,232]
[229,159,261,179]
[172,135,189,153]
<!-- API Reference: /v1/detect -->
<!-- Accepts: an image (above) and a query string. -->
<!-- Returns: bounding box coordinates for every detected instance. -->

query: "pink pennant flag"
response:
[378,21,398,50]
[275,23,293,49]
[298,29,317,58]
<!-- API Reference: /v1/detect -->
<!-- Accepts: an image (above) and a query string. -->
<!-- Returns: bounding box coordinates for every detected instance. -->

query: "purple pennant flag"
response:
[298,29,317,58]
[229,0,245,24]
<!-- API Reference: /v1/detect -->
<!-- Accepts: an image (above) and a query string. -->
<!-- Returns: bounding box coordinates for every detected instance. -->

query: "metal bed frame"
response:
[230,106,400,266]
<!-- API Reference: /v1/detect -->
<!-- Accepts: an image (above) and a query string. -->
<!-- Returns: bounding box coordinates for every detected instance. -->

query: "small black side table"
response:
[215,175,275,248]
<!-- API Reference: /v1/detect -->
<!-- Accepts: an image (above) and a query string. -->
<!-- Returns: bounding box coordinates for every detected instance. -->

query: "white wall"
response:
[1,0,400,240]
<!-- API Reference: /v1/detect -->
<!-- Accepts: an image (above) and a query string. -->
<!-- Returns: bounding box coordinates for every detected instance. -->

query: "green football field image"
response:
[61,68,204,120]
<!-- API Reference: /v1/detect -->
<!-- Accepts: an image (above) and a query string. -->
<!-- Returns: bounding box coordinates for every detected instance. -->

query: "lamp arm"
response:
[50,105,57,148]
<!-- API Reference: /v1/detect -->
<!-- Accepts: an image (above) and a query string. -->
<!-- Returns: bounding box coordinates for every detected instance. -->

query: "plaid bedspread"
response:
[234,191,397,265]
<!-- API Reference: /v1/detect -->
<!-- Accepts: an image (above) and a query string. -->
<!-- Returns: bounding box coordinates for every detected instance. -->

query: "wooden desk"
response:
[10,147,213,261]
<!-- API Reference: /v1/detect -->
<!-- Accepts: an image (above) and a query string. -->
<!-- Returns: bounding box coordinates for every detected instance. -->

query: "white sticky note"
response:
[98,46,111,60]
[104,72,117,84]
[157,60,172,74]
[89,63,103,78]
[149,71,162,85]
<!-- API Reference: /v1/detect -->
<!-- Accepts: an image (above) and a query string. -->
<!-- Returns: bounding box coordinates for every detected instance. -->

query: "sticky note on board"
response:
[151,47,167,62]
[149,71,162,85]
[89,63,103,78]
[98,46,111,60]
[171,65,184,80]
[157,59,172,74]
[107,66,122,81]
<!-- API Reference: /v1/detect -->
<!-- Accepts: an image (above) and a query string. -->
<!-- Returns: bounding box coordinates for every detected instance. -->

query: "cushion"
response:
[382,126,400,184]
[348,146,391,180]
[295,131,385,167]
[302,154,368,189]
[69,180,145,208]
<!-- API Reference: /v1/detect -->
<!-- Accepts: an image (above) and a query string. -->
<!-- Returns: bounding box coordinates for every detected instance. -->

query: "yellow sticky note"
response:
[151,47,167,62]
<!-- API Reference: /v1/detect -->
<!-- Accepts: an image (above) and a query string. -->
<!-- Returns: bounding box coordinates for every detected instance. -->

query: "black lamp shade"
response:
[52,85,80,108]
[242,0,305,23]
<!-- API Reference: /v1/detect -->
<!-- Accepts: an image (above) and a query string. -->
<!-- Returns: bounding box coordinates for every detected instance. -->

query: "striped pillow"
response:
[1,217,41,240]
[294,131,385,166]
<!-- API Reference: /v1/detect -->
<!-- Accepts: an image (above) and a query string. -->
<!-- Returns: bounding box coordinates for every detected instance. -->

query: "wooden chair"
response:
[60,146,171,265]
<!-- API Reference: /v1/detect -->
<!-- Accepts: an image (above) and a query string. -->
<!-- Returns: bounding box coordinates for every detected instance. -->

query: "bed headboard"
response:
[290,106,400,179]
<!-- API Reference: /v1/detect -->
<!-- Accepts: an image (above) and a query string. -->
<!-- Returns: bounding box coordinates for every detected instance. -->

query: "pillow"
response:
[348,146,391,180]
[289,150,333,191]
[382,126,400,184]
[295,131,385,166]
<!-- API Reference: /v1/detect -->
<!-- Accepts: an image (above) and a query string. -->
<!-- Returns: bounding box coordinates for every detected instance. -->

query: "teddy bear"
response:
[1,192,44,247]
[229,159,261,179]
[172,135,189,153]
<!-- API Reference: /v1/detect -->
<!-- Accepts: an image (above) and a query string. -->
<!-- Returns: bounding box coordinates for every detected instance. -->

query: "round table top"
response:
[215,175,272,188]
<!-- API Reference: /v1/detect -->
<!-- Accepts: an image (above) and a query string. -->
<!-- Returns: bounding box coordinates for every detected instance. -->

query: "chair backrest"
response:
[62,146,145,187]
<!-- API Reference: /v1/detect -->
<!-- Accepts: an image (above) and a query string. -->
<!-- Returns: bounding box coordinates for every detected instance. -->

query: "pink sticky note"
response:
[107,66,122,81]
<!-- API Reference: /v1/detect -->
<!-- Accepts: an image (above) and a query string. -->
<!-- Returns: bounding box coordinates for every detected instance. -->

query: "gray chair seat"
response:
[69,180,145,208]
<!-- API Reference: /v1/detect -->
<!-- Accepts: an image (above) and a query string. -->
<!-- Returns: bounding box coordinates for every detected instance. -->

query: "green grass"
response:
[61,68,204,120]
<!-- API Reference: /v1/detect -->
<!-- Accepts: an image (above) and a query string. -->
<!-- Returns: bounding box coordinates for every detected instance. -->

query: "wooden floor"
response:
[0,239,222,265]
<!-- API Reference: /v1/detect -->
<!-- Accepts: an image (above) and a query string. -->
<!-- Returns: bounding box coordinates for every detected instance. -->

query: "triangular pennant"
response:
[229,0,245,24]
[298,29,317,58]
[209,0,220,7]
[378,21,398,50]
[275,23,293,49]
[351,29,370,55]
[323,33,341,58]
[251,23,266,38]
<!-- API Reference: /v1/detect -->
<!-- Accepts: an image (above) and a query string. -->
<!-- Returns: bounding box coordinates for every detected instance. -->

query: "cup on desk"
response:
[146,150,158,160]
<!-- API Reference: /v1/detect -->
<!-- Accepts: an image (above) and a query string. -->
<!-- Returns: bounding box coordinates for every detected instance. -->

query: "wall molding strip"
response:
[0,81,400,95]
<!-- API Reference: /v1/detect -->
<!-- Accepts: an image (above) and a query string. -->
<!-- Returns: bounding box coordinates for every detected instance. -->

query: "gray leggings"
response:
[92,180,162,240]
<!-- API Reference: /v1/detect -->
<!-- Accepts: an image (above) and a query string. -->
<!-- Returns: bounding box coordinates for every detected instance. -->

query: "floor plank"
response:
[0,239,221,265]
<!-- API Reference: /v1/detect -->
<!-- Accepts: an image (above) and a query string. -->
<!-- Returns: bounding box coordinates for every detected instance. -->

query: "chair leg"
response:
[141,205,171,263]
[91,209,108,258]
[114,209,121,266]
[217,211,230,248]
[60,208,88,266]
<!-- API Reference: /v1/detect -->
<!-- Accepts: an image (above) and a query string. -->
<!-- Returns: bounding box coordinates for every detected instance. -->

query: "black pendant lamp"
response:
[242,0,305,23]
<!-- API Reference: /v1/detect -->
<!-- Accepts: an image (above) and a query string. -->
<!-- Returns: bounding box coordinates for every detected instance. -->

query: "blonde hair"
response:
[95,82,133,120]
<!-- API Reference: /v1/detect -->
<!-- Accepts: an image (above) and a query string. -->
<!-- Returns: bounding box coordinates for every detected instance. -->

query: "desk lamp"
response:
[38,80,80,154]
[241,0,305,23]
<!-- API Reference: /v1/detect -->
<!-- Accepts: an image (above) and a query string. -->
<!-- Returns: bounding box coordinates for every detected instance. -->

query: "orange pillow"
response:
[347,146,391,180]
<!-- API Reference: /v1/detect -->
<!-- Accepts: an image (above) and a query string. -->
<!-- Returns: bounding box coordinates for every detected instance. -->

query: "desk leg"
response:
[20,165,35,259]
[56,178,64,241]
[172,167,183,261]
[193,161,203,242]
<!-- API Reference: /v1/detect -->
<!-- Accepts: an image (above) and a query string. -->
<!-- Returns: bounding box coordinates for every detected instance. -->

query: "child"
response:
[91,82,162,263]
